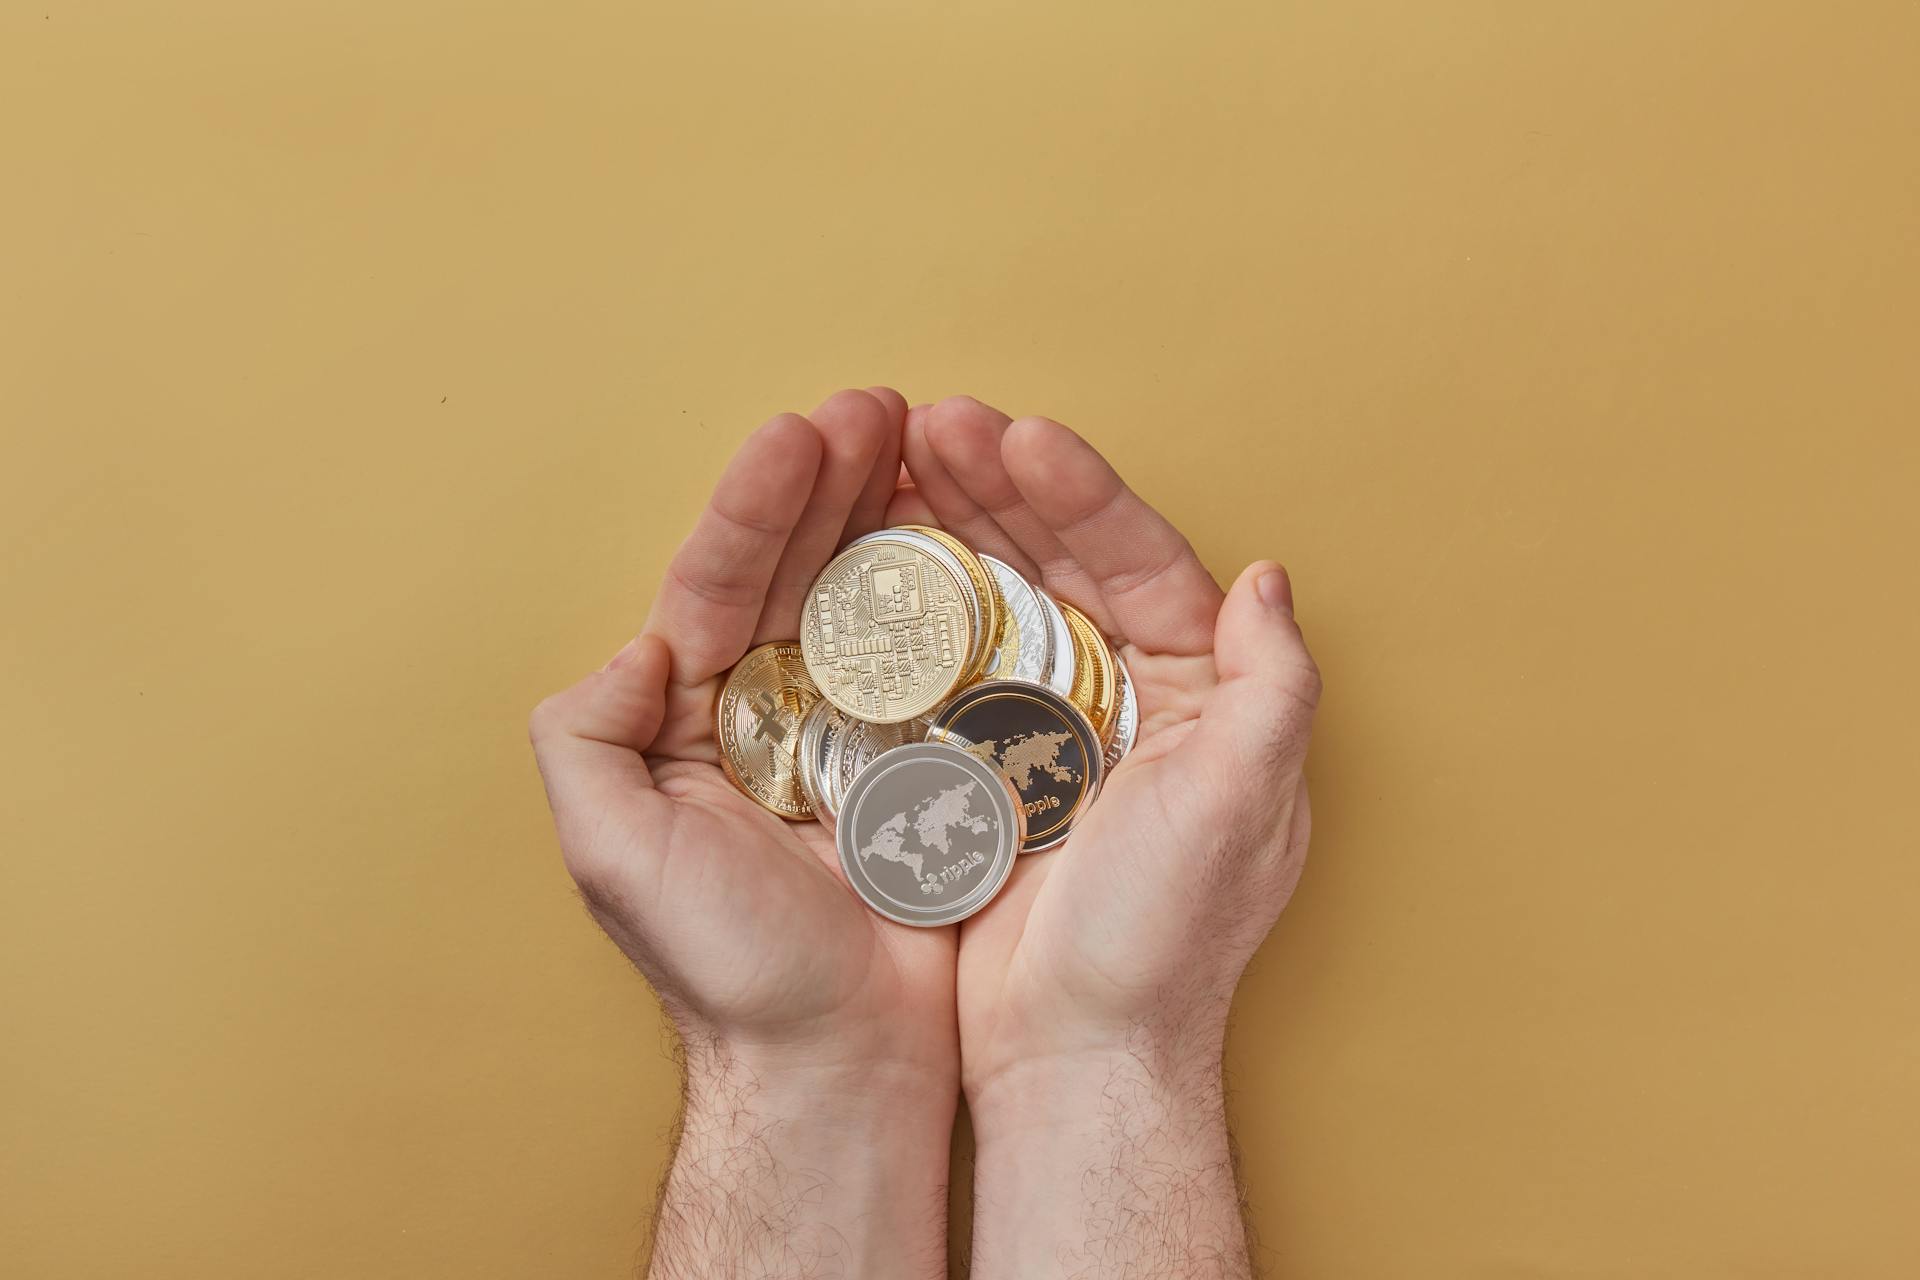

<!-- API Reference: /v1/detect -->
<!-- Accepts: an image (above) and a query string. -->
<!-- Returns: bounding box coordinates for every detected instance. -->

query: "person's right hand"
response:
[530,392,964,1278]
[528,389,960,1082]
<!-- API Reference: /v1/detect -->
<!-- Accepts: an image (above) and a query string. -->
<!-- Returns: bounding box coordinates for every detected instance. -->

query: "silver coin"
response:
[813,704,857,823]
[980,555,1053,685]
[1102,652,1138,770]
[836,741,1023,926]
[929,679,1102,853]
[1033,588,1077,698]
[833,715,930,812]
[795,700,835,816]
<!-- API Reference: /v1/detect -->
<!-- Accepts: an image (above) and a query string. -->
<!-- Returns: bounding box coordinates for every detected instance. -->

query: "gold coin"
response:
[865,527,985,671]
[1057,601,1117,739]
[899,524,1003,683]
[715,642,822,819]
[800,537,975,723]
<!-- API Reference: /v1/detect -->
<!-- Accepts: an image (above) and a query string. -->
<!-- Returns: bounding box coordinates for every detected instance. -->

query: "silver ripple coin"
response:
[981,555,1053,685]
[1033,588,1078,698]
[1102,652,1138,770]
[835,741,1024,927]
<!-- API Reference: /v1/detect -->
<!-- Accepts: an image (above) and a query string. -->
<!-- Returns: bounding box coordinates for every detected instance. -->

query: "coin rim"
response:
[1101,652,1139,770]
[928,678,1104,853]
[834,741,1025,927]
[816,703,856,821]
[1057,601,1116,737]
[1033,588,1078,698]
[980,554,1052,684]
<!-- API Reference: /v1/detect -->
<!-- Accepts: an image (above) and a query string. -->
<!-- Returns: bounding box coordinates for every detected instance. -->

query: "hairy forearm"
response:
[967,1033,1251,1280]
[646,1034,954,1280]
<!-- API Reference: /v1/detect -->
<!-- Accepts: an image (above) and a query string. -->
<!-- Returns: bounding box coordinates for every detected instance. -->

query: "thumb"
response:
[1195,561,1321,774]
[529,632,674,866]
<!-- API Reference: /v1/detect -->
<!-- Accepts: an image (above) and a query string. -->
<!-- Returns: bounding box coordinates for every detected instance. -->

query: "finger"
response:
[863,384,908,422]
[921,395,1103,601]
[1190,562,1320,777]
[1002,416,1223,654]
[755,390,891,643]
[841,386,908,541]
[529,633,675,880]
[900,398,1035,567]
[646,414,821,684]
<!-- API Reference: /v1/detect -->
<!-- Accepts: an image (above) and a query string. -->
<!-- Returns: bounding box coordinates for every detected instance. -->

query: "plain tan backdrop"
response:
[4,2,1917,1276]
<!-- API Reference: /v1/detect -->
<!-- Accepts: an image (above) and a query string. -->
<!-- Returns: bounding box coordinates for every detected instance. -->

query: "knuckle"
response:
[1288,658,1324,710]
[564,843,617,897]
[527,693,569,746]
[1099,543,1189,601]
[1240,681,1316,767]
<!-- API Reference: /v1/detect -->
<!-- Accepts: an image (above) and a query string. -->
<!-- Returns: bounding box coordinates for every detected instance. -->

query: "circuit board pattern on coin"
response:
[801,539,974,723]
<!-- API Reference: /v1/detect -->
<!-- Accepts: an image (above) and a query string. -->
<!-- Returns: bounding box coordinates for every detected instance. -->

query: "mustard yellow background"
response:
[5,2,1918,1275]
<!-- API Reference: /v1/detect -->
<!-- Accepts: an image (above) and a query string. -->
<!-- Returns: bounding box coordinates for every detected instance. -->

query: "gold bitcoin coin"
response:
[800,537,976,723]
[899,524,1003,684]
[715,642,822,819]
[1057,601,1117,739]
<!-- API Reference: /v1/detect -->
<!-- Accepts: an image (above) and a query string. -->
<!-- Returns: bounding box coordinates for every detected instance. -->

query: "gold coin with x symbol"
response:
[716,641,822,819]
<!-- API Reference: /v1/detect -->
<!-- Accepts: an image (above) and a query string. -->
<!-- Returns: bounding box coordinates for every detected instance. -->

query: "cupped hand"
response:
[529,389,960,1080]
[893,396,1321,1098]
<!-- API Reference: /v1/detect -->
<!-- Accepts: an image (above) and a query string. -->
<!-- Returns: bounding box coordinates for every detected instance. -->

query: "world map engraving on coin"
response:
[857,779,995,896]
[959,730,1080,792]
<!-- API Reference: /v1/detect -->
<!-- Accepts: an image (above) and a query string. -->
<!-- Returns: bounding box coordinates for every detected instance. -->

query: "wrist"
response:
[963,1005,1229,1128]
[962,1028,1248,1280]
[680,1028,959,1144]
[653,1029,955,1280]
[966,1038,1227,1148]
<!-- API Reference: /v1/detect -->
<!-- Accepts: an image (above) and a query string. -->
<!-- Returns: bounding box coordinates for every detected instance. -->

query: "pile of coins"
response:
[714,525,1137,926]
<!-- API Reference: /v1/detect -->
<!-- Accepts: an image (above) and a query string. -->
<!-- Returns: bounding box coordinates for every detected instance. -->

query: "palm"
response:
[629,709,956,1037]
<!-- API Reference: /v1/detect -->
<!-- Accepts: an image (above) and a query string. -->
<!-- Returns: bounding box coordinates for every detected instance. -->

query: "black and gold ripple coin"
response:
[927,679,1103,853]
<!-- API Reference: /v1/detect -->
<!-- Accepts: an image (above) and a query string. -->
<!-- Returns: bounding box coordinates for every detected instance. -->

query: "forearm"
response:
[648,1034,955,1280]
[967,1033,1251,1280]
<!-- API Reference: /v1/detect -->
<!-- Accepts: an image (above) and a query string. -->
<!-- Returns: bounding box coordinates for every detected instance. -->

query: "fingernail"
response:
[1256,564,1294,613]
[604,635,646,671]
